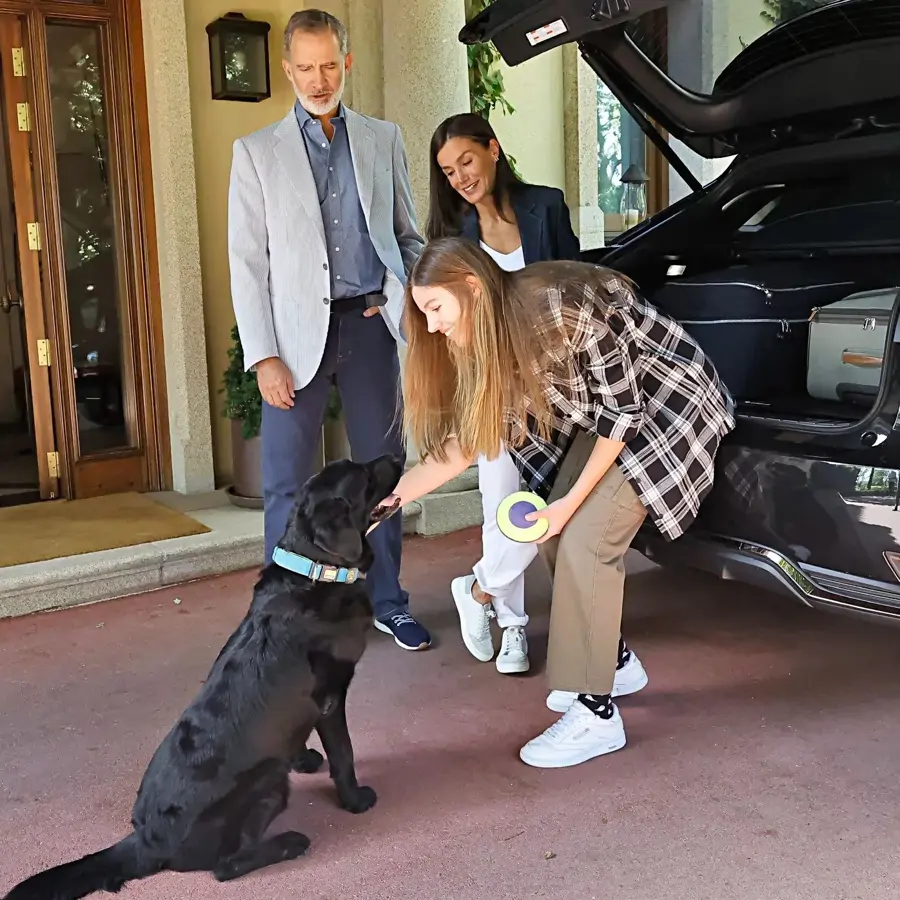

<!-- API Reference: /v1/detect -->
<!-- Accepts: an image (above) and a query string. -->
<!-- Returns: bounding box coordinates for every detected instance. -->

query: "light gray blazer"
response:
[227,106,424,388]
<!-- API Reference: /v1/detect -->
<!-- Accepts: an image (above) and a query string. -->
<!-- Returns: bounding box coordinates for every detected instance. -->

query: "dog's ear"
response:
[311,498,363,562]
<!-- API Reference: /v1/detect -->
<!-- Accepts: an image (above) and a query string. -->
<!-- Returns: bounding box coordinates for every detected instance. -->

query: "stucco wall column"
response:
[381,0,470,220]
[381,0,470,462]
[140,0,215,493]
[562,46,605,251]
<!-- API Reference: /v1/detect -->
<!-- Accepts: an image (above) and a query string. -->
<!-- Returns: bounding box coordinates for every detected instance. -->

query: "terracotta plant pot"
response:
[228,419,263,508]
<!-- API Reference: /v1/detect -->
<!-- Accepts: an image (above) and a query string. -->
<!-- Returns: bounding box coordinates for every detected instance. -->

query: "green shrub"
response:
[221,324,262,440]
[220,324,343,440]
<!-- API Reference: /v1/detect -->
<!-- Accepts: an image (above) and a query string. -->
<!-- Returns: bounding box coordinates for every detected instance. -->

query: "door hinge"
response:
[26,221,41,250]
[16,101,30,131]
[36,337,51,366]
[47,451,60,478]
[11,47,25,77]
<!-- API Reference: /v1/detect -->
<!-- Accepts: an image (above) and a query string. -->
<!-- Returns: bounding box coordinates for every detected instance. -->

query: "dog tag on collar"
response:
[271,548,363,583]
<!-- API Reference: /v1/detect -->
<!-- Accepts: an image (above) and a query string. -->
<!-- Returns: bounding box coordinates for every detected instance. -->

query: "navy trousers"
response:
[260,306,408,619]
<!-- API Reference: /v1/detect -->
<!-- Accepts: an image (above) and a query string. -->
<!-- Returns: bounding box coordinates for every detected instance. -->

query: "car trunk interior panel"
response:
[596,147,900,430]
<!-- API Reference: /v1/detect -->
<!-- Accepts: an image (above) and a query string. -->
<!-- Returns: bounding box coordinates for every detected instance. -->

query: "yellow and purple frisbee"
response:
[496,491,549,543]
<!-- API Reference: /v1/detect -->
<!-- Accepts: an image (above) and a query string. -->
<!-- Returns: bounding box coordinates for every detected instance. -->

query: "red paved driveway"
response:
[2,529,900,899]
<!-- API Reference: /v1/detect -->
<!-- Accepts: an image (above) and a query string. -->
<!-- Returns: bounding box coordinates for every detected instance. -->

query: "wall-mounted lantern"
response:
[206,12,272,102]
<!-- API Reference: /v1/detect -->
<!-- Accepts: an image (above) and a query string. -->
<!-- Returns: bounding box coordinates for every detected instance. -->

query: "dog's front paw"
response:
[277,831,312,860]
[339,784,377,814]
[291,748,325,774]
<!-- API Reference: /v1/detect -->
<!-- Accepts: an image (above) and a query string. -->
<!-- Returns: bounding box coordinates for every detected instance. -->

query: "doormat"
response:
[0,492,212,568]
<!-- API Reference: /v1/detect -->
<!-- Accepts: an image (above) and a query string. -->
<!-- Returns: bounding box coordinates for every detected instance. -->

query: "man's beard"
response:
[294,68,345,116]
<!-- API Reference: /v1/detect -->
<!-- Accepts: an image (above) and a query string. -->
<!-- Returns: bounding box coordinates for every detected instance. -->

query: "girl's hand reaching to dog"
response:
[367,494,401,534]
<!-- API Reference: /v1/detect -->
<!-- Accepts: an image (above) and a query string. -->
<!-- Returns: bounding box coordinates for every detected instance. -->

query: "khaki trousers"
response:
[539,431,647,696]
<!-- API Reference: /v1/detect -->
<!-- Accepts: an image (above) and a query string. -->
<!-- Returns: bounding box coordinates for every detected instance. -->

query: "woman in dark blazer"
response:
[427,113,581,267]
[425,112,609,686]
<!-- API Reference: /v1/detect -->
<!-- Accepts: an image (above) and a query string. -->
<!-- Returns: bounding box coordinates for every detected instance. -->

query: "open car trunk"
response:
[600,144,900,435]
[460,0,900,438]
[461,0,900,161]
[647,257,900,429]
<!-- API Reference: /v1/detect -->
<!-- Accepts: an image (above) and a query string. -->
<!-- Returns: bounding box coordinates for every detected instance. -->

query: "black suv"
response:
[462,0,900,625]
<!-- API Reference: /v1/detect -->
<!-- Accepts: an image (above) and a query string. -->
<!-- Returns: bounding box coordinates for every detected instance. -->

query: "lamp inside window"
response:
[619,163,650,231]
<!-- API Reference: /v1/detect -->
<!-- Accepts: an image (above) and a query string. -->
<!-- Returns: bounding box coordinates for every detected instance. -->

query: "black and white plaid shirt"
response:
[506,267,736,541]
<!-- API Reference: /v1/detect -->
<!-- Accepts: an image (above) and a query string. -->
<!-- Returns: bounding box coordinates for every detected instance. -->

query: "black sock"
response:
[577,693,614,719]
[617,636,631,670]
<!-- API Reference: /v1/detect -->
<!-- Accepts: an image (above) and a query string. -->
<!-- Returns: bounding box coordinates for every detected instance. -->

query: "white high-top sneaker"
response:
[546,650,648,713]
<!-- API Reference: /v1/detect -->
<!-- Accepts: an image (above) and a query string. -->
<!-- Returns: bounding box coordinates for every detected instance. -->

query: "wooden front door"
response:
[0,0,168,502]
[0,13,60,499]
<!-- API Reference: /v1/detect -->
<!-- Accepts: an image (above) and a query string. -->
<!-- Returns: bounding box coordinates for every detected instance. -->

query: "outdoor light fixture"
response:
[206,12,272,102]
[619,162,650,230]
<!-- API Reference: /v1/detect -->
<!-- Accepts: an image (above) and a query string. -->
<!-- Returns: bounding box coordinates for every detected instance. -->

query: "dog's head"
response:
[279,454,404,571]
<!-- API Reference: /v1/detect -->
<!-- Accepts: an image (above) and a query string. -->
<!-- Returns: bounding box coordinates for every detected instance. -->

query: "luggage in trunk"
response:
[650,262,859,400]
[806,287,900,405]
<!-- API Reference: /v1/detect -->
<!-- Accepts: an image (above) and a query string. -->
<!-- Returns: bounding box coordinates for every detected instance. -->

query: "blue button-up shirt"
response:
[295,101,385,301]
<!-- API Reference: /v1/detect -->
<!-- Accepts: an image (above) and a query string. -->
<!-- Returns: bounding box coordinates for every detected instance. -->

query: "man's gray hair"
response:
[283,9,349,56]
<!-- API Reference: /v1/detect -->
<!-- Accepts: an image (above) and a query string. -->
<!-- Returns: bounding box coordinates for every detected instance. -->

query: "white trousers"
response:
[472,445,536,628]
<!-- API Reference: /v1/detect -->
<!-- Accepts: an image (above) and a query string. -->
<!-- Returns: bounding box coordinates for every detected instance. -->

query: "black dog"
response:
[3,454,404,900]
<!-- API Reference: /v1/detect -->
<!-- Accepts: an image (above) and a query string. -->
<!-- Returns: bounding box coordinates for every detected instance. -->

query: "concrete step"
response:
[408,487,482,537]
[400,464,483,536]
[0,499,265,619]
[418,464,480,495]
[401,500,423,534]
[0,495,434,619]
[0,477,474,618]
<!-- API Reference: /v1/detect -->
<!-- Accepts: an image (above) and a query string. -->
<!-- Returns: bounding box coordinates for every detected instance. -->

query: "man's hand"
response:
[256,357,295,409]
[363,306,381,318]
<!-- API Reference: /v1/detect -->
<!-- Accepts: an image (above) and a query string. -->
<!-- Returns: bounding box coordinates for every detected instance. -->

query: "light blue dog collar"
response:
[272,546,363,584]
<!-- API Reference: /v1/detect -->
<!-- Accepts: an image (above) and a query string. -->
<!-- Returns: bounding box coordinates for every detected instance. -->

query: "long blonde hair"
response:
[402,237,572,464]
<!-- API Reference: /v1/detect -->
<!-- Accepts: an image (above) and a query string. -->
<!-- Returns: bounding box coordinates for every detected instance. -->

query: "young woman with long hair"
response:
[372,238,735,769]
[427,112,580,677]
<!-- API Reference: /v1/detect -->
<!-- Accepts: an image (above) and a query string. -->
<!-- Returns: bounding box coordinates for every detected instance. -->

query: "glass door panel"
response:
[46,21,132,457]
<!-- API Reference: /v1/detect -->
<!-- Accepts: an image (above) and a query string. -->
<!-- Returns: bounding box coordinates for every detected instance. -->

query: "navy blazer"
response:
[460,183,581,264]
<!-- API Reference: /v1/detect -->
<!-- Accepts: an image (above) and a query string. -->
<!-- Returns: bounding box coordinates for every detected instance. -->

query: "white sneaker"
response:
[519,700,626,768]
[450,575,495,662]
[546,651,648,713]
[496,626,530,675]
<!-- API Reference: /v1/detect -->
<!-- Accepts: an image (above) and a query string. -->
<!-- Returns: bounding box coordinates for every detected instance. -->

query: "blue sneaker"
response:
[374,612,431,651]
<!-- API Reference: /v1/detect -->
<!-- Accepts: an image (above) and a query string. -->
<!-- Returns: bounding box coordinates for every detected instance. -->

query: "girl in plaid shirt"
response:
[379,236,734,768]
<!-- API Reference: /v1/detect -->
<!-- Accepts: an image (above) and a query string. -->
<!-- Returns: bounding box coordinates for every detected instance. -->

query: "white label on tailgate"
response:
[526,18,568,46]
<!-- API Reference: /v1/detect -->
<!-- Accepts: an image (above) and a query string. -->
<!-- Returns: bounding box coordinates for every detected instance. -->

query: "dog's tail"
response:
[2,833,160,900]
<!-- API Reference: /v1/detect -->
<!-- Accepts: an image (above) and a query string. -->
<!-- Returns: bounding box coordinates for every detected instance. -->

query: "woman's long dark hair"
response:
[426,113,524,241]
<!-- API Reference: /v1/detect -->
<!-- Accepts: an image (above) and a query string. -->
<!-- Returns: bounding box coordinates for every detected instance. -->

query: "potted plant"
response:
[221,324,263,508]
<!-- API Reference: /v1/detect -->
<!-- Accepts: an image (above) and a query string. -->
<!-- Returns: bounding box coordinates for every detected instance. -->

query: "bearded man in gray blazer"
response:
[228,9,430,651]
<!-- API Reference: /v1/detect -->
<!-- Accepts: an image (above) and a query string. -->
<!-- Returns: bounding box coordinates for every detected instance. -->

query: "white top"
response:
[480,241,526,273]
